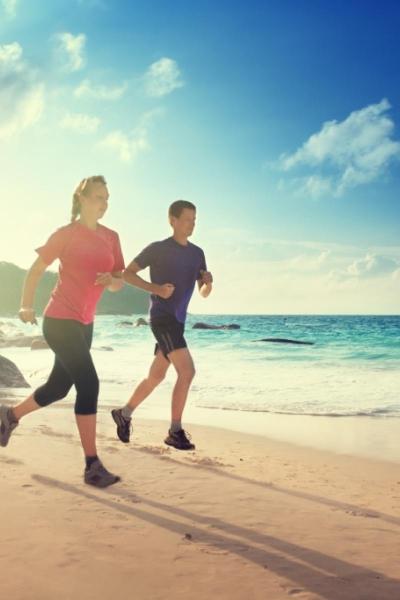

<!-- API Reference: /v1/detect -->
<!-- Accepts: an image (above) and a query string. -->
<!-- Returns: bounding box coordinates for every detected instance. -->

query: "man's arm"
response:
[197,270,213,298]
[123,260,175,299]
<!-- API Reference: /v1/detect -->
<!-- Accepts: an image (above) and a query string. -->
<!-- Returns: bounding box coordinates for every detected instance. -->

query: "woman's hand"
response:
[18,307,37,325]
[95,272,113,287]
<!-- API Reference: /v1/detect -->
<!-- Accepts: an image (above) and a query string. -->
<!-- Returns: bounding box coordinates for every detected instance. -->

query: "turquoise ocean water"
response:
[2,315,399,419]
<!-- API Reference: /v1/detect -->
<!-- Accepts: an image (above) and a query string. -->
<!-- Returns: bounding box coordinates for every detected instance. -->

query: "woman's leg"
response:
[42,320,119,484]
[1,320,75,446]
[14,356,74,421]
[39,319,99,457]
[75,414,97,457]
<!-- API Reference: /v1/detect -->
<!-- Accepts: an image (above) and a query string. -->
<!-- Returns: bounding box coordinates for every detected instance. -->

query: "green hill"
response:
[0,262,149,316]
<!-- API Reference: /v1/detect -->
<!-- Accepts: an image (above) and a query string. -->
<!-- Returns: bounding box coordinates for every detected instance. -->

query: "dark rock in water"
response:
[98,346,114,351]
[119,318,148,327]
[31,338,49,350]
[253,338,314,345]
[0,335,44,349]
[0,355,29,388]
[134,318,148,327]
[192,322,240,330]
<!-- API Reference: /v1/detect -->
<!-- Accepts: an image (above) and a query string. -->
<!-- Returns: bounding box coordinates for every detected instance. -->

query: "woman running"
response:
[0,175,124,488]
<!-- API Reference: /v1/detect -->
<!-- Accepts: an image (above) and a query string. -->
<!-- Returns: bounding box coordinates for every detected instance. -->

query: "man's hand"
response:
[200,270,213,285]
[95,272,113,287]
[18,307,37,325]
[155,283,175,299]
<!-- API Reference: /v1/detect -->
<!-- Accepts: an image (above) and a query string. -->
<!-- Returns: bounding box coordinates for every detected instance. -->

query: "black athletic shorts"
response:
[150,315,187,359]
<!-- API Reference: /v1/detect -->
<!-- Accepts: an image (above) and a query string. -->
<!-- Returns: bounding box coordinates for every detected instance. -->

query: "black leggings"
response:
[34,317,99,415]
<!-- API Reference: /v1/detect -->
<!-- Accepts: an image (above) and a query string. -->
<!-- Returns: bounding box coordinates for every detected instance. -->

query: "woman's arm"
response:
[19,256,48,323]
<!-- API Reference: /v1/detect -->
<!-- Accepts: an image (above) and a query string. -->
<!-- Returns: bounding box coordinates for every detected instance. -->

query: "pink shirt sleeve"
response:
[35,227,69,265]
[112,233,125,272]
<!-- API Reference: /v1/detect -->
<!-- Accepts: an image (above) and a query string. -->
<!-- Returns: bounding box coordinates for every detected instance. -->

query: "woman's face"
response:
[81,182,109,220]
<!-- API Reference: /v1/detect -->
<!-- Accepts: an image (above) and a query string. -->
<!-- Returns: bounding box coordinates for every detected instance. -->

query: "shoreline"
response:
[3,387,400,464]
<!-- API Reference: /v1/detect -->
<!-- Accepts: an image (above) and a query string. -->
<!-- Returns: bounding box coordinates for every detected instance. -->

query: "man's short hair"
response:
[169,200,196,218]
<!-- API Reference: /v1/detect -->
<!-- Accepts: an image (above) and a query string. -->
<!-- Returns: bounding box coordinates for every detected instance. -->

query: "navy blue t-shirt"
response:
[134,237,207,323]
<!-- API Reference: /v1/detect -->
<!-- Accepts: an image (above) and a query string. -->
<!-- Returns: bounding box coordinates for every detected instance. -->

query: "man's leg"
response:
[112,351,170,443]
[128,351,170,410]
[168,348,195,423]
[164,348,196,450]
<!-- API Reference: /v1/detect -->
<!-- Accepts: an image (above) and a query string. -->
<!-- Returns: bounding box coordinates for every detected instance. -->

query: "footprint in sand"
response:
[186,456,226,468]
[0,456,24,466]
[139,445,171,456]
[346,509,380,519]
[199,547,229,555]
[38,425,73,440]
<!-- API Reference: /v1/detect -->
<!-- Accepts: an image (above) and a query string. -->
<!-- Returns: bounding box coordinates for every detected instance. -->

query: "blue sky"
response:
[1,0,399,313]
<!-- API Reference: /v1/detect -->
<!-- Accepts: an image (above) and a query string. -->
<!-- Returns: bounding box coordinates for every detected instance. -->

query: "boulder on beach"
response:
[31,338,49,350]
[0,335,44,349]
[0,355,29,388]
[192,322,240,330]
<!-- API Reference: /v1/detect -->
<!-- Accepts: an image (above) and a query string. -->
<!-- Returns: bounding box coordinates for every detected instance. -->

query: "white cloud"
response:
[98,130,149,162]
[280,99,400,196]
[0,41,22,71]
[195,239,400,314]
[74,78,127,100]
[303,175,334,198]
[60,112,100,133]
[346,253,399,279]
[0,42,44,139]
[144,57,184,97]
[1,0,17,18]
[55,32,86,72]
[98,109,163,162]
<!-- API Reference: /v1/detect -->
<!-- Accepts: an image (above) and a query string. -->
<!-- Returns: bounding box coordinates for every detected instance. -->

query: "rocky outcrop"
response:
[0,335,44,349]
[253,338,314,345]
[31,338,49,350]
[192,322,240,330]
[0,355,29,388]
[0,261,149,316]
[134,318,148,327]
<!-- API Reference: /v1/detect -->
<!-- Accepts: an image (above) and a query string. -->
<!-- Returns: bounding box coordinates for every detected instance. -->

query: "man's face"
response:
[170,208,196,237]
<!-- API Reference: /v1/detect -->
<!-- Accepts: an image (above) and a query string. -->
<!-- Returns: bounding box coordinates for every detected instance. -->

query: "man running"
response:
[111,200,213,450]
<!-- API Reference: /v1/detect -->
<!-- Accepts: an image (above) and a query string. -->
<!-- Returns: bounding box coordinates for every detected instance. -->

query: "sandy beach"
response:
[1,402,399,600]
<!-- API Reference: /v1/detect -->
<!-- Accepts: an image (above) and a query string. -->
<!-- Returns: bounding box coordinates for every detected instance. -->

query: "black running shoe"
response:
[0,405,18,447]
[111,408,132,443]
[164,429,195,450]
[84,458,120,488]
